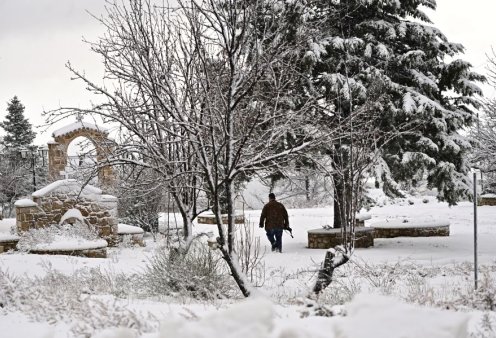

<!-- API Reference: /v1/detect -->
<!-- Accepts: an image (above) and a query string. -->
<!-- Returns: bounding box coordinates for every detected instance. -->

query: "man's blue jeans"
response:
[266,229,283,252]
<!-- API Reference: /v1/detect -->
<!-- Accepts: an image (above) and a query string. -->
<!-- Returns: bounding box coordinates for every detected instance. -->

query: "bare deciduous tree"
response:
[46,0,331,297]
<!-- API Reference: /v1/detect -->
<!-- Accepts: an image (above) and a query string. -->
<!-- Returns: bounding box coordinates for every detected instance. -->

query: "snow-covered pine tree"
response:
[0,97,37,215]
[0,96,36,148]
[299,0,485,226]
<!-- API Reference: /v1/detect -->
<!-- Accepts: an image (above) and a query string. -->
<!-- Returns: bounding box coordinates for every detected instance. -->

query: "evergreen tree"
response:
[0,96,36,148]
[288,0,485,226]
[0,97,40,215]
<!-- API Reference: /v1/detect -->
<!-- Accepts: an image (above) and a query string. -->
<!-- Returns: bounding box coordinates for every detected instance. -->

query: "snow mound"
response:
[333,293,470,338]
[32,179,102,199]
[92,328,136,338]
[370,218,449,228]
[117,224,144,234]
[52,121,107,138]
[0,234,20,241]
[31,237,108,251]
[355,212,371,221]
[158,298,274,338]
[14,199,38,207]
[59,208,85,225]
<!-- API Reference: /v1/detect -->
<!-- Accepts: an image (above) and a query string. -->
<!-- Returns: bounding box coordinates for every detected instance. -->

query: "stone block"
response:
[19,222,30,232]
[100,226,111,237]
[52,201,63,209]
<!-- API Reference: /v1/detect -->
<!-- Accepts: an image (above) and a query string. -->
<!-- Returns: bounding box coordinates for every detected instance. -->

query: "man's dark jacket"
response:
[259,200,289,230]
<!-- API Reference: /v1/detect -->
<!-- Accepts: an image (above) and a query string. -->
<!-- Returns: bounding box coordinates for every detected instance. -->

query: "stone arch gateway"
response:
[48,121,115,190]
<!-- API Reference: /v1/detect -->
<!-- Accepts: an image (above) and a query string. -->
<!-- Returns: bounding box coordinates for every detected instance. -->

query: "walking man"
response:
[259,193,289,252]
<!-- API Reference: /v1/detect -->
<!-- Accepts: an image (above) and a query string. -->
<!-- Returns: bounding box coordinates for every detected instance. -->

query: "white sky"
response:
[0,0,495,144]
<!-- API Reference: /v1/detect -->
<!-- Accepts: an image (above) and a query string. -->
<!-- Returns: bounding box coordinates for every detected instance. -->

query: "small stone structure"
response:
[356,213,372,227]
[117,224,145,246]
[371,219,450,238]
[48,121,115,189]
[15,179,119,245]
[308,227,375,249]
[479,194,496,206]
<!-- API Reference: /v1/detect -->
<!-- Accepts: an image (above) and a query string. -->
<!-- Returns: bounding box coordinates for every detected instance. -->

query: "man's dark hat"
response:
[268,193,275,199]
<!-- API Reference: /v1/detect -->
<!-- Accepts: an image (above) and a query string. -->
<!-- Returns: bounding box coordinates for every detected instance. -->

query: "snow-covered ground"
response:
[1,195,495,337]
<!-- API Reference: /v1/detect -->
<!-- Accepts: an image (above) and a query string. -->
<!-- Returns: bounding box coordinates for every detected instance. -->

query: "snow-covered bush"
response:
[0,264,155,337]
[471,312,496,338]
[283,259,496,322]
[16,221,100,252]
[234,221,266,287]
[140,239,234,299]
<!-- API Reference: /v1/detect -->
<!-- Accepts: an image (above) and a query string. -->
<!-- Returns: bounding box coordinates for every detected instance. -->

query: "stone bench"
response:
[30,248,107,258]
[0,235,20,253]
[308,227,375,249]
[479,194,496,206]
[117,223,145,246]
[29,239,108,258]
[197,213,245,225]
[371,219,450,239]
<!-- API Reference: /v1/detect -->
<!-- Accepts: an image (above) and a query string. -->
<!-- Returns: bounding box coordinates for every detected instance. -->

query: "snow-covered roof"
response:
[32,179,102,199]
[52,121,108,138]
[14,199,38,207]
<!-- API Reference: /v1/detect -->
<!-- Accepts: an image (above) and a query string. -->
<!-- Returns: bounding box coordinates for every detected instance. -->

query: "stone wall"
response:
[30,248,107,258]
[373,225,449,238]
[15,180,119,246]
[307,227,375,249]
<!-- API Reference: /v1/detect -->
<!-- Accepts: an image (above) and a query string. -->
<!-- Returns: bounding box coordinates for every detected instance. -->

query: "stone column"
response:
[48,141,67,182]
[15,199,46,232]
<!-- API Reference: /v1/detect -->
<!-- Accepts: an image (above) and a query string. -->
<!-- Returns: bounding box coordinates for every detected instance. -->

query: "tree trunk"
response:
[313,249,349,295]
[305,175,310,201]
[219,245,251,297]
[333,172,344,229]
[226,178,235,254]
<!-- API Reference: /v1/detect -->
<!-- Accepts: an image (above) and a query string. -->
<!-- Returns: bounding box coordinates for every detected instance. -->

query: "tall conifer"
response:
[0,96,36,148]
